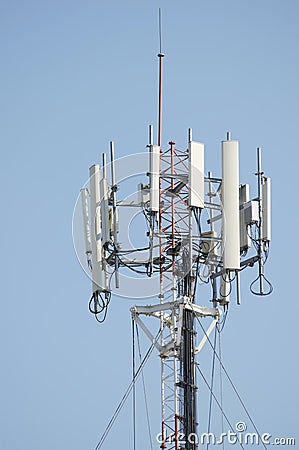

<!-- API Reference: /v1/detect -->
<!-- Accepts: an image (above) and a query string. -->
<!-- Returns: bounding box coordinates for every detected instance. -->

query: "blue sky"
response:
[1,1,298,449]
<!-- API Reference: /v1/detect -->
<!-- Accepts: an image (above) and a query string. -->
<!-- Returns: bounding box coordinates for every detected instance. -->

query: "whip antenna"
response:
[157,8,164,147]
[159,8,162,54]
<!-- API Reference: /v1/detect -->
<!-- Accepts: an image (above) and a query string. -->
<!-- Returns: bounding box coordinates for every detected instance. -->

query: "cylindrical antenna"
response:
[110,141,119,288]
[157,8,164,147]
[188,127,193,143]
[226,131,231,141]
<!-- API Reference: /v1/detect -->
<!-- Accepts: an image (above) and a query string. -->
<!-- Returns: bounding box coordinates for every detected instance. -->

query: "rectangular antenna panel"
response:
[109,207,119,233]
[239,184,250,204]
[80,188,92,256]
[239,213,250,251]
[222,140,240,270]
[89,164,103,292]
[100,176,110,245]
[262,177,271,241]
[149,145,160,212]
[189,141,204,208]
[239,184,250,251]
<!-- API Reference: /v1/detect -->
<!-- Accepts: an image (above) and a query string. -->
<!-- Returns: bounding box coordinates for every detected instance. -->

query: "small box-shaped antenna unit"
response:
[220,272,230,305]
[149,145,160,213]
[89,164,103,292]
[262,177,271,242]
[222,137,240,270]
[189,141,204,209]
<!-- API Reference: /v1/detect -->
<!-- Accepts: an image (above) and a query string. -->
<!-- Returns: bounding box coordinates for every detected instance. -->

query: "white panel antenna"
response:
[149,145,160,213]
[262,177,271,242]
[100,153,110,245]
[89,164,103,292]
[239,184,251,251]
[80,188,92,266]
[239,183,249,204]
[189,140,205,209]
[222,136,240,270]
[110,141,120,288]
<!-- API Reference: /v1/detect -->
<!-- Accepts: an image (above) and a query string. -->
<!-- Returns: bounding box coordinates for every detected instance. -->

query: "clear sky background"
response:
[1,1,298,449]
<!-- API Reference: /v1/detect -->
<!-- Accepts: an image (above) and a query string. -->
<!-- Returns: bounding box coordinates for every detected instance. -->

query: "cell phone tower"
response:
[78,15,272,450]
